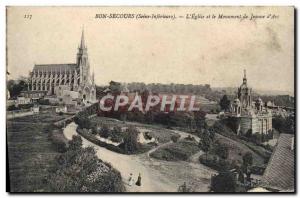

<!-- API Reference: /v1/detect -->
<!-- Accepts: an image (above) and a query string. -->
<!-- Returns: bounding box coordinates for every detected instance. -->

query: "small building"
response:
[56,106,67,113]
[57,89,80,106]
[16,96,31,105]
[21,90,47,101]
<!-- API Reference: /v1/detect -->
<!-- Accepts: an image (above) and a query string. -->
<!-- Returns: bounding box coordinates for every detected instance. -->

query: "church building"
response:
[230,70,273,136]
[27,29,96,105]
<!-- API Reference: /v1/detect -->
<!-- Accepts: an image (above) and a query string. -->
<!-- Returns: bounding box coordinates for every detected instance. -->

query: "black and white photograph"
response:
[5,5,295,193]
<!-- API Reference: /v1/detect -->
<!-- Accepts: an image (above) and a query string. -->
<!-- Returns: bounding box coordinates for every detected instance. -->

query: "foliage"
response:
[211,171,236,192]
[194,111,207,129]
[150,140,199,161]
[48,128,68,152]
[273,115,295,134]
[99,124,111,138]
[110,126,124,143]
[7,79,28,98]
[38,99,50,105]
[242,152,253,168]
[219,95,231,111]
[74,111,92,129]
[171,134,180,142]
[199,154,233,171]
[46,135,125,192]
[68,135,83,151]
[213,141,229,160]
[120,126,141,153]
[109,81,122,94]
[198,129,213,156]
[7,105,20,111]
[18,103,34,109]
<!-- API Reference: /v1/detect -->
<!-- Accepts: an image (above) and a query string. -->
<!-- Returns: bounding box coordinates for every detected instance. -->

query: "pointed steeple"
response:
[80,26,86,49]
[243,69,247,84]
[92,68,95,85]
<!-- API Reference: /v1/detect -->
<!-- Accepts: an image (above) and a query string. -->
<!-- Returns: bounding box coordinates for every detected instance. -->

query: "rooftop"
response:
[261,133,295,191]
[33,64,77,72]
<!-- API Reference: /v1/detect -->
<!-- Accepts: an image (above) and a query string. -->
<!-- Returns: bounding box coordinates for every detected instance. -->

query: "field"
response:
[150,140,199,161]
[90,116,178,144]
[7,112,70,192]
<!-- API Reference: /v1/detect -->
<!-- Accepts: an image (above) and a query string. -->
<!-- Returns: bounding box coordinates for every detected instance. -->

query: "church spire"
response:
[80,26,86,49]
[243,69,247,84]
[92,68,95,85]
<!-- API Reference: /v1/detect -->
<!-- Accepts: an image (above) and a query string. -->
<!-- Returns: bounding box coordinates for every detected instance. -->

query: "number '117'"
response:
[24,14,32,19]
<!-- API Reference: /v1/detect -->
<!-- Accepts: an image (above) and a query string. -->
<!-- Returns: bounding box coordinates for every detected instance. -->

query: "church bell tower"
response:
[77,28,90,84]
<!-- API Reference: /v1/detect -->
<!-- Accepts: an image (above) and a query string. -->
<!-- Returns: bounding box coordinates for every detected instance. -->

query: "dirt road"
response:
[64,122,216,192]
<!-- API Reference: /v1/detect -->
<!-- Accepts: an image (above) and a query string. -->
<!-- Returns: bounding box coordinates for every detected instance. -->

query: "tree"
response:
[210,171,236,192]
[99,124,110,138]
[219,95,231,112]
[194,111,207,130]
[198,129,212,160]
[109,81,122,94]
[273,115,295,134]
[68,135,83,150]
[74,112,91,129]
[7,79,28,98]
[110,126,123,142]
[121,126,140,153]
[214,141,229,160]
[242,152,253,168]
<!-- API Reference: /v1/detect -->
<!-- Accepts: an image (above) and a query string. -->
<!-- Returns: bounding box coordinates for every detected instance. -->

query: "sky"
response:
[7,6,294,94]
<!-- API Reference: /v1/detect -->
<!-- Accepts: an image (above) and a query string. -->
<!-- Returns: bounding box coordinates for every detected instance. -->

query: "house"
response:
[56,106,67,114]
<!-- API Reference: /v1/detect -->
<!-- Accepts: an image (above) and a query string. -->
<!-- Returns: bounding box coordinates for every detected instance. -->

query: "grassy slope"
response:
[90,116,178,144]
[7,112,68,192]
[150,140,199,161]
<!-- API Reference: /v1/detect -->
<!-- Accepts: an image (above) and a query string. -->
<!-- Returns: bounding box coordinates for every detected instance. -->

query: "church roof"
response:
[33,64,78,72]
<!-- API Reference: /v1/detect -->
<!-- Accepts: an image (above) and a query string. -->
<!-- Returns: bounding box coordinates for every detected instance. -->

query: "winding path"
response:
[63,122,216,192]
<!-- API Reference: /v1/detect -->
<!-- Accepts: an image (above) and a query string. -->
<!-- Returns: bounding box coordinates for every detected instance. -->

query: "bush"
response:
[120,126,141,153]
[38,99,50,105]
[7,105,19,111]
[18,103,34,109]
[68,135,83,150]
[150,140,199,161]
[213,141,229,160]
[99,124,111,138]
[211,171,237,192]
[110,126,124,143]
[74,112,92,129]
[46,139,125,192]
[77,128,124,152]
[171,134,180,143]
[199,154,233,171]
[48,128,68,152]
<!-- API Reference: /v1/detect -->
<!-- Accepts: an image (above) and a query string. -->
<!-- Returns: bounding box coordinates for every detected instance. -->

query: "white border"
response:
[1,0,298,197]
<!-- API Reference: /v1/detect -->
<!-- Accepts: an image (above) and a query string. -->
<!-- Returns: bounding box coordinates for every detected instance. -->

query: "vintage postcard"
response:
[6,6,295,193]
